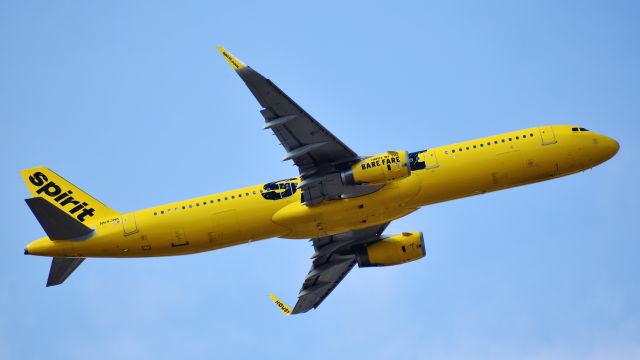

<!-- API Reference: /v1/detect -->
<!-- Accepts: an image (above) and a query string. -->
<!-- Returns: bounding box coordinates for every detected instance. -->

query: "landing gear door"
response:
[538,126,557,145]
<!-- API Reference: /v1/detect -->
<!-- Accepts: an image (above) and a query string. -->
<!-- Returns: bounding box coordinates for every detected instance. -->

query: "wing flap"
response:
[293,258,356,314]
[217,46,367,206]
[238,69,357,168]
[288,223,389,314]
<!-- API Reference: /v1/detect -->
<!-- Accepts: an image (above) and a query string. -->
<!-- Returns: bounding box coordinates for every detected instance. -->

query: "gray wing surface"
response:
[237,67,357,169]
[218,47,380,205]
[291,223,389,314]
[47,257,85,287]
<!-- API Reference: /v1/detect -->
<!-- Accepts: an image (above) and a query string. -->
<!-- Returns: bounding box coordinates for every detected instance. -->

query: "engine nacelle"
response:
[342,151,411,185]
[356,231,425,267]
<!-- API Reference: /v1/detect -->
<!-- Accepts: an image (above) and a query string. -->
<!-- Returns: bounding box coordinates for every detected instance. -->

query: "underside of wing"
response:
[217,46,381,205]
[291,223,389,314]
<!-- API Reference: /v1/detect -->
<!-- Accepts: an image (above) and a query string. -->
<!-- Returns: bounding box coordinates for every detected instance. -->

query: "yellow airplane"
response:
[22,46,619,315]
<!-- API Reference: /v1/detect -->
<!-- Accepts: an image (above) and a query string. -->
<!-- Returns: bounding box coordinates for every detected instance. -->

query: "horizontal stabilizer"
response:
[25,197,94,240]
[47,257,85,287]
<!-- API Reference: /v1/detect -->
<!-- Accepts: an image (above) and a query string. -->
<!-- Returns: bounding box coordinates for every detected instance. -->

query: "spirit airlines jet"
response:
[22,47,619,315]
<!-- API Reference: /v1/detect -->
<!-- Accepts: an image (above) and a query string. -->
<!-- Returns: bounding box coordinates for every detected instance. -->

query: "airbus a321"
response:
[22,47,619,315]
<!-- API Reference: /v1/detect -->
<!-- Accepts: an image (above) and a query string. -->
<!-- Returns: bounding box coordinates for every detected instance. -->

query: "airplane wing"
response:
[291,223,389,314]
[217,46,380,205]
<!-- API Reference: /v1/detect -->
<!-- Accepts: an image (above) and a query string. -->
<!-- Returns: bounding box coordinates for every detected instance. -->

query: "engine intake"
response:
[356,231,425,267]
[342,151,411,185]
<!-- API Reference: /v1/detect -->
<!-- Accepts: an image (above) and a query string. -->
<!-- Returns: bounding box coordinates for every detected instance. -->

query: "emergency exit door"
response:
[122,212,139,236]
[538,126,557,145]
[424,149,439,169]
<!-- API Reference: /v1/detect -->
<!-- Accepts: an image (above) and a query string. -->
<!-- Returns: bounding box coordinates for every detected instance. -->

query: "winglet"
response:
[269,293,292,316]
[216,46,246,70]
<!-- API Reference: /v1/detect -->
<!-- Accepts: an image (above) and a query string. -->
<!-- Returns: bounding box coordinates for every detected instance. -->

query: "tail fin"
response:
[20,167,119,226]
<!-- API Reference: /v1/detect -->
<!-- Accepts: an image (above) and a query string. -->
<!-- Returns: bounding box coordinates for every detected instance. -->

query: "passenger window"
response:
[182,206,186,210]
[444,151,448,154]
[523,135,527,138]
[509,138,512,141]
[473,145,476,149]
[529,133,534,137]
[466,146,469,150]
[452,149,456,153]
[154,212,157,216]
[480,144,484,147]
[494,140,498,144]
[161,211,164,214]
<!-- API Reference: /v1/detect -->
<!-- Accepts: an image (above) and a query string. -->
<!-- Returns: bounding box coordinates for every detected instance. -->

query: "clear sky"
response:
[2,1,639,359]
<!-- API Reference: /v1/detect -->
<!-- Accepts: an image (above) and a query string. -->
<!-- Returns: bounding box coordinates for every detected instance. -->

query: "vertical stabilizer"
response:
[20,167,120,226]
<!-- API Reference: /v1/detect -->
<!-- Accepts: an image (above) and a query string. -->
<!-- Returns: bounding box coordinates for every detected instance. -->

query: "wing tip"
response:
[216,45,246,71]
[269,293,293,316]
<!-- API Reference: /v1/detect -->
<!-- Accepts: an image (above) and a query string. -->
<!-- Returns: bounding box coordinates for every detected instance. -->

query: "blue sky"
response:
[2,1,639,359]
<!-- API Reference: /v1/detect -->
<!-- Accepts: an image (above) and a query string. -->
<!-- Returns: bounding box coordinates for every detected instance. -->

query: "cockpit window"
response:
[572,127,579,132]
[579,127,589,131]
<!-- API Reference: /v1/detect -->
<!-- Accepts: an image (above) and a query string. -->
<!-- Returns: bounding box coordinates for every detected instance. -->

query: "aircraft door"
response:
[122,212,139,236]
[538,126,557,145]
[424,149,439,169]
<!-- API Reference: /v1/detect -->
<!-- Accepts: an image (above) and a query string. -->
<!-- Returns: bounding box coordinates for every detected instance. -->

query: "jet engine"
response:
[342,151,411,185]
[356,231,425,267]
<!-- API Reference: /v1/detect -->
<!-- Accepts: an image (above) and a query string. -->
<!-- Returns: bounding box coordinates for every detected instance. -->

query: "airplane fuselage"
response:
[25,125,618,258]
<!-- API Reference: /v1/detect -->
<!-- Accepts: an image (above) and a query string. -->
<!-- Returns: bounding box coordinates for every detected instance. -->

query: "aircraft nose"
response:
[603,135,620,160]
[591,134,619,165]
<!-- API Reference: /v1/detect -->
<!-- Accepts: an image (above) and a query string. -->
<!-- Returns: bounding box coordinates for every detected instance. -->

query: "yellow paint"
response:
[360,232,425,266]
[349,151,410,184]
[22,125,619,260]
[269,293,292,316]
[20,167,120,226]
[216,46,246,70]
